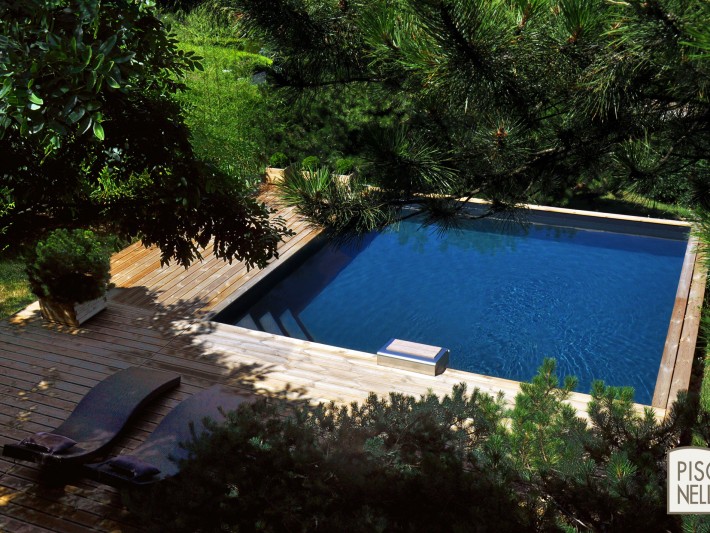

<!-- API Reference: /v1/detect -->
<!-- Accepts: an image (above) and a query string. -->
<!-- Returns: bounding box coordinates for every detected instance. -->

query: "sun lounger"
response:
[2,367,181,466]
[84,385,252,487]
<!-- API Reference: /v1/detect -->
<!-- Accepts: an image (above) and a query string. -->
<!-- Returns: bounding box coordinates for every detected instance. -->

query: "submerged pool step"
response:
[255,312,285,336]
[235,313,260,331]
[278,310,310,341]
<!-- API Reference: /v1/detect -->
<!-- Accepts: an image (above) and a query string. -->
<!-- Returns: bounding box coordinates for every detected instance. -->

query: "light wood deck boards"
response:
[652,237,707,410]
[0,196,703,532]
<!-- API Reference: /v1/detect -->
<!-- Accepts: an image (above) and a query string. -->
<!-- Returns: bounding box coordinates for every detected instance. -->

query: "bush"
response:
[134,360,690,532]
[301,156,321,170]
[268,152,290,168]
[334,157,357,175]
[26,229,111,305]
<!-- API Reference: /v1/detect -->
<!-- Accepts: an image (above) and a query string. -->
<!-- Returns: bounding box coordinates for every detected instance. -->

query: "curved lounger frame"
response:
[84,385,252,487]
[2,367,181,466]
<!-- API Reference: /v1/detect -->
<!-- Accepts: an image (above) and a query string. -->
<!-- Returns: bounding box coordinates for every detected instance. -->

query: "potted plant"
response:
[265,152,290,183]
[26,228,112,327]
[334,157,357,185]
[300,155,322,180]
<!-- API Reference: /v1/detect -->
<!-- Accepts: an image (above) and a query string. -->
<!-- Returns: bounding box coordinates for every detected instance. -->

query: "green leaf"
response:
[30,120,45,134]
[68,106,85,124]
[114,53,135,64]
[92,121,104,141]
[78,115,92,135]
[106,76,120,89]
[28,93,43,105]
[93,53,105,70]
[98,34,117,55]
[0,80,11,99]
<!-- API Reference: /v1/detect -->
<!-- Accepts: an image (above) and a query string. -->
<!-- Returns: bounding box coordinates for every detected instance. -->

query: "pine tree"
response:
[228,0,709,233]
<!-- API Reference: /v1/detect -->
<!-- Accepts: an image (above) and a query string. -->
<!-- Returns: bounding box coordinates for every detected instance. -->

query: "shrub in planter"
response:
[266,153,291,184]
[301,155,321,170]
[27,229,112,325]
[334,157,357,175]
[268,152,290,169]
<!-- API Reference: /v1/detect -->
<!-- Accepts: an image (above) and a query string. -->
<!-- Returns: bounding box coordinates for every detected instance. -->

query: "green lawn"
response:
[561,191,694,220]
[177,44,271,179]
[0,259,34,319]
[165,6,273,180]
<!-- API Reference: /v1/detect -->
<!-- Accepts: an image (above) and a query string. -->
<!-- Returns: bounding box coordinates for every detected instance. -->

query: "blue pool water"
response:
[217,216,688,405]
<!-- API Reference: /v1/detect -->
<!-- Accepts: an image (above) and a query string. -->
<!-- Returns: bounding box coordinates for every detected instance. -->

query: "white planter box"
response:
[39,295,108,327]
[264,167,286,184]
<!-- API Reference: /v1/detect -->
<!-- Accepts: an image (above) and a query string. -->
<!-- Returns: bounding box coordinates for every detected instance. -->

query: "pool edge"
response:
[204,201,704,417]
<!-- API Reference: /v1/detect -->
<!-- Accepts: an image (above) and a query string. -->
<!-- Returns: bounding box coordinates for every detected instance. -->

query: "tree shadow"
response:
[0,281,319,531]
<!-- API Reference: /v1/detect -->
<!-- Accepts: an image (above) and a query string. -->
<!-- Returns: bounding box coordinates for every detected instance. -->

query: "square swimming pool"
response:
[213,207,692,406]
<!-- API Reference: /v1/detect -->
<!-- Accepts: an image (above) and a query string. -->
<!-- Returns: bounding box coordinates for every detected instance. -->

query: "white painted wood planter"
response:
[39,295,108,327]
[264,167,286,184]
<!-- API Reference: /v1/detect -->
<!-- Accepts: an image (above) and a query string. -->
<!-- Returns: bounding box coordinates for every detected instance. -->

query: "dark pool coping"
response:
[207,201,705,413]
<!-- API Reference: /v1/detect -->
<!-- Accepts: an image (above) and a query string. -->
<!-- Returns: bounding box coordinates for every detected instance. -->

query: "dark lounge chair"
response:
[2,367,181,466]
[84,385,252,487]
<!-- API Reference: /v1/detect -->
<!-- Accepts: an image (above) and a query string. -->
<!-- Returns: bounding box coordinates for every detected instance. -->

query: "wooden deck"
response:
[0,198,703,532]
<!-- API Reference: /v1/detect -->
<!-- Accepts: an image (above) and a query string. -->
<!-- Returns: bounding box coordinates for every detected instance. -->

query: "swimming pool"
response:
[213,209,690,405]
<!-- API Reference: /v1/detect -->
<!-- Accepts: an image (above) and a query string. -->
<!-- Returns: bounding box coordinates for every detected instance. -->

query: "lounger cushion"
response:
[20,432,77,454]
[108,455,161,479]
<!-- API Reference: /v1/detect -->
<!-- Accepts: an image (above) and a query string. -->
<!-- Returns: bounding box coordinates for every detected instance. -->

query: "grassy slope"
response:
[177,44,271,178]
[167,7,272,179]
[563,191,694,220]
[0,260,34,319]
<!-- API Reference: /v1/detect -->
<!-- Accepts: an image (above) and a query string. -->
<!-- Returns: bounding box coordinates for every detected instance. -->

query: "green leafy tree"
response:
[0,0,288,267]
[134,360,691,531]
[227,0,709,233]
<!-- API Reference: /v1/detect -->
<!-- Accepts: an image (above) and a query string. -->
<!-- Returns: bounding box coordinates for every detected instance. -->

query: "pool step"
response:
[278,310,311,341]
[235,313,260,330]
[236,310,312,342]
[256,312,285,336]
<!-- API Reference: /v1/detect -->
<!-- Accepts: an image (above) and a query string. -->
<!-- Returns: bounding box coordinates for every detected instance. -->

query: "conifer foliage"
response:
[230,0,709,232]
[138,360,691,532]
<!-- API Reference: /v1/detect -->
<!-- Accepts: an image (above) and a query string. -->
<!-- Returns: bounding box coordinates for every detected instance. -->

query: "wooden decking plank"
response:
[110,245,161,285]
[0,513,56,533]
[192,220,319,305]
[0,335,143,376]
[667,259,708,407]
[117,242,216,303]
[0,496,107,533]
[652,238,697,408]
[0,318,159,352]
[142,248,221,302]
[0,323,164,358]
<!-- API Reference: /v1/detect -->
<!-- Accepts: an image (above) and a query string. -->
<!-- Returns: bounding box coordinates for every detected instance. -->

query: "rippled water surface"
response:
[224,217,687,405]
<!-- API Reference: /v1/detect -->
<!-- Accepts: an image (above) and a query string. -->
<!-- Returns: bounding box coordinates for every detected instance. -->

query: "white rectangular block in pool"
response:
[377,338,450,376]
